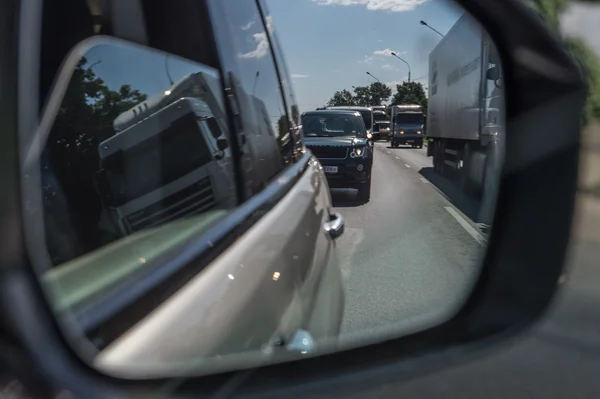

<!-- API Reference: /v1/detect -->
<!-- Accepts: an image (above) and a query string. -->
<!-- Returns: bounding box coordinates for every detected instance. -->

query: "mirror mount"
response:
[486,66,500,81]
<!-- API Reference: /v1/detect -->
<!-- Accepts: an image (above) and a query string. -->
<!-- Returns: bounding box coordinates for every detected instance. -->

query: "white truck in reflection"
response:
[426,12,504,225]
[94,72,236,236]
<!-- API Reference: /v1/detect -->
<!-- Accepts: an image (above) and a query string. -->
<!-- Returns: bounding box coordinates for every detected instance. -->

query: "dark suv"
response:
[302,110,373,202]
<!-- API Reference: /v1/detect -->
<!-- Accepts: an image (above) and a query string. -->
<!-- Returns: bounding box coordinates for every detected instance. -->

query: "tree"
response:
[391,81,427,115]
[326,89,357,107]
[523,0,600,125]
[564,35,600,125]
[353,82,392,106]
[46,56,148,259]
[326,83,392,108]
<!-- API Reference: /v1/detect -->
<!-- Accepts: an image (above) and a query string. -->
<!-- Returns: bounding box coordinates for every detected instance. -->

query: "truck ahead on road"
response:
[390,104,425,148]
[426,12,504,224]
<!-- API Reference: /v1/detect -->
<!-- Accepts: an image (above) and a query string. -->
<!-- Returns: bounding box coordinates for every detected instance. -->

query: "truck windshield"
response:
[98,113,213,207]
[395,113,424,124]
[373,112,388,122]
[302,114,366,137]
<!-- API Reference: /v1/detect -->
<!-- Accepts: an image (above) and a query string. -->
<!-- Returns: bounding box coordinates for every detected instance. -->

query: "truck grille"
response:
[125,176,215,233]
[307,146,348,159]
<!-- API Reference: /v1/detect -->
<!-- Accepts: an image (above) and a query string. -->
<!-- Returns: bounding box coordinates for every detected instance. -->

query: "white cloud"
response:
[373,48,407,57]
[239,16,275,59]
[241,21,255,30]
[382,64,395,70]
[359,55,374,64]
[312,0,428,12]
[292,74,309,78]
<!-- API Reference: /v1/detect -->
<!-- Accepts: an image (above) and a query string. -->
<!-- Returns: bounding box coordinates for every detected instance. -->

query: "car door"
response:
[206,0,346,346]
[19,0,346,372]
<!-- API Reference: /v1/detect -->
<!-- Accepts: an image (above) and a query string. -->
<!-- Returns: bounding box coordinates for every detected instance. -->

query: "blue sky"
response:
[265,0,463,111]
[79,0,464,121]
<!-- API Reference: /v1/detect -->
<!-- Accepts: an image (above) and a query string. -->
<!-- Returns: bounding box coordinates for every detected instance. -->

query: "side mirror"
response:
[206,117,223,139]
[217,138,229,151]
[486,66,500,81]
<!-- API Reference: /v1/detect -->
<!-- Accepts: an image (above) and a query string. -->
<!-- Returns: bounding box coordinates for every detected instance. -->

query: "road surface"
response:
[315,143,600,398]
[333,142,487,339]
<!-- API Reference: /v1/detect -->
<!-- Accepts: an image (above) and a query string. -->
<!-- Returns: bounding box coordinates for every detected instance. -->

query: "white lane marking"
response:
[395,156,400,159]
[419,177,429,184]
[404,164,411,169]
[444,206,487,246]
[387,151,391,154]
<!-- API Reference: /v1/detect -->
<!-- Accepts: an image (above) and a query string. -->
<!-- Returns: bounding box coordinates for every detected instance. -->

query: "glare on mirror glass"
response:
[25,0,503,378]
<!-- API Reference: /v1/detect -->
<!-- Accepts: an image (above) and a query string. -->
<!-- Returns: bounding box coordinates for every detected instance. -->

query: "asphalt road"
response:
[332,142,486,340]
[313,143,600,398]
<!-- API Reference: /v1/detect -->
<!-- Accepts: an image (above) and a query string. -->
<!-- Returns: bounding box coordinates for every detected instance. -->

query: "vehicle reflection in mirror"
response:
[96,83,236,237]
[426,12,505,227]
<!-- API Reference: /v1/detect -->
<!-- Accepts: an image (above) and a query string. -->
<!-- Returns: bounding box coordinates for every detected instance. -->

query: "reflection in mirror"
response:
[24,0,504,379]
[26,37,240,372]
[272,0,504,342]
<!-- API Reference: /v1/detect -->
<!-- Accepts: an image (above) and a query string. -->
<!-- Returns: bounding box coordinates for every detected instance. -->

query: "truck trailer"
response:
[426,12,504,224]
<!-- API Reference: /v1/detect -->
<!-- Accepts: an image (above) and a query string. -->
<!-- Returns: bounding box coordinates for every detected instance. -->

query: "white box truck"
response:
[426,12,504,224]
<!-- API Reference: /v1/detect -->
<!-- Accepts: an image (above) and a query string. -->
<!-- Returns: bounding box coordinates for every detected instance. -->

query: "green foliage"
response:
[325,82,392,107]
[53,56,148,162]
[523,0,600,124]
[564,36,600,125]
[326,89,357,107]
[523,0,569,28]
[390,81,427,110]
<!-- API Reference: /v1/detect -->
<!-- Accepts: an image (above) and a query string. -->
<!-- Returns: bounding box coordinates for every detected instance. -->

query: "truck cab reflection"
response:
[94,96,236,237]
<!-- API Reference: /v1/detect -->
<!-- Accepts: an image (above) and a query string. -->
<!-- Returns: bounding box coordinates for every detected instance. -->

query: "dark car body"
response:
[373,120,391,141]
[302,110,373,201]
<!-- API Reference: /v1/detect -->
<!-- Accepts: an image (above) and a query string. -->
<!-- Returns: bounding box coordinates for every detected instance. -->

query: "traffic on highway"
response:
[16,0,504,380]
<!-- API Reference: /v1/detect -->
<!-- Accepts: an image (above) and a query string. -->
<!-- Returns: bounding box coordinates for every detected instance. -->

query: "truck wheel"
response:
[418,142,423,149]
[357,178,371,203]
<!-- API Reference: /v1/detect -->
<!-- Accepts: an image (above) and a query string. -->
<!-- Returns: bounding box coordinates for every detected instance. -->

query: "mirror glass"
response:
[25,0,504,378]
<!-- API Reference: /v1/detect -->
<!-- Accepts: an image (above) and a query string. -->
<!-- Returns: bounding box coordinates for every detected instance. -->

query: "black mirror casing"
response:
[0,0,585,398]
[486,66,500,81]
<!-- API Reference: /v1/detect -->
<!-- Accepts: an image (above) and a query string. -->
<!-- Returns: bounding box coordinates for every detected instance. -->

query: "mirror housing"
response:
[486,66,500,81]
[217,138,229,151]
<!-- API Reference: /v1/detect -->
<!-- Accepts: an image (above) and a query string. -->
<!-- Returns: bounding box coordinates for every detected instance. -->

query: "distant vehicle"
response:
[326,106,374,139]
[370,105,386,113]
[390,104,425,148]
[372,110,389,141]
[302,110,373,202]
[426,12,504,205]
[376,120,391,141]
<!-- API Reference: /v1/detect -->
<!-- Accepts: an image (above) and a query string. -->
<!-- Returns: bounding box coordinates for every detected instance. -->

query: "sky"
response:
[264,0,463,111]
[561,2,600,55]
[74,1,600,126]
